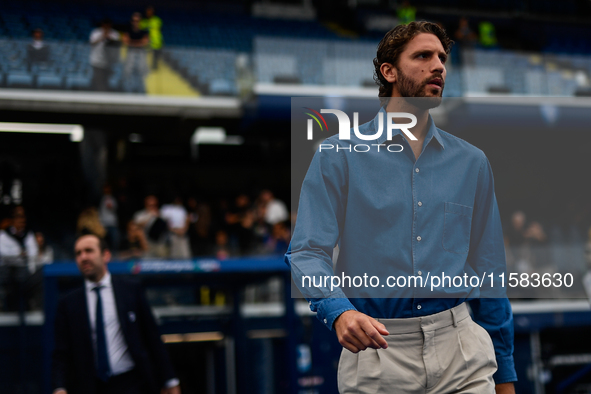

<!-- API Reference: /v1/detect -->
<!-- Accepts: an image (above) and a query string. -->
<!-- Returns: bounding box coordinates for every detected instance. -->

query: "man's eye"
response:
[439,56,447,63]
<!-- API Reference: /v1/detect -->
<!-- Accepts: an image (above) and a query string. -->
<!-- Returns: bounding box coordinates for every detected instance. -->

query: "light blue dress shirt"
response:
[286,107,517,383]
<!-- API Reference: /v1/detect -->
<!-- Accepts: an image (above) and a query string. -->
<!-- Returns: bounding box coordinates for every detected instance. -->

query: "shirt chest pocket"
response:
[442,202,473,254]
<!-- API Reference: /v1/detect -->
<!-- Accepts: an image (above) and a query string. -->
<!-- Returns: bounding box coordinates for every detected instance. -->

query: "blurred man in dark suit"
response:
[51,234,180,394]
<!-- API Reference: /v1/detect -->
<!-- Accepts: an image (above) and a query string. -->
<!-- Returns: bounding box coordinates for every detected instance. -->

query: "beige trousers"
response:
[337,303,497,394]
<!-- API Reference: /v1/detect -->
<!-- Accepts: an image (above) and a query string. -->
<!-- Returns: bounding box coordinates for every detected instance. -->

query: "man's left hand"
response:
[161,385,180,394]
[495,383,515,394]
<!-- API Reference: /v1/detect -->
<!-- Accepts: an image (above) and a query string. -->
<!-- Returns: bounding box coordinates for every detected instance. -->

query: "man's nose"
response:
[431,56,445,74]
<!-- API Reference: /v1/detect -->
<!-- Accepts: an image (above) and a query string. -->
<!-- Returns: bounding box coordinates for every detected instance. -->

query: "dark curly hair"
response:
[373,21,454,103]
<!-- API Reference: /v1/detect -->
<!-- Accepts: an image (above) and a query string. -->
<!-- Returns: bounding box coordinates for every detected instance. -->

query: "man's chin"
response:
[404,95,442,110]
[81,269,98,282]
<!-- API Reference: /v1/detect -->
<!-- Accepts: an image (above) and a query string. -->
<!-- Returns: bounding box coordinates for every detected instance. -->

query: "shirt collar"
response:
[85,271,112,292]
[372,106,445,149]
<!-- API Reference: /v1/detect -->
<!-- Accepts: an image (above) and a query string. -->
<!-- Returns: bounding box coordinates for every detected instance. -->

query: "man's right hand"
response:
[334,310,389,353]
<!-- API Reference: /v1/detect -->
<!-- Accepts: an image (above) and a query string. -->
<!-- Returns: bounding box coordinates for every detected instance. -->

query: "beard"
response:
[395,67,444,110]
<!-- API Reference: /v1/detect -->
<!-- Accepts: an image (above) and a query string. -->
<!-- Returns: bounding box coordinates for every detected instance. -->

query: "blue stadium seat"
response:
[65,73,91,90]
[36,72,63,89]
[209,79,235,96]
[6,71,34,88]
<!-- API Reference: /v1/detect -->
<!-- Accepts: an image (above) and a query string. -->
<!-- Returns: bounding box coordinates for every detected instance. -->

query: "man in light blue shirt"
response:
[286,21,516,393]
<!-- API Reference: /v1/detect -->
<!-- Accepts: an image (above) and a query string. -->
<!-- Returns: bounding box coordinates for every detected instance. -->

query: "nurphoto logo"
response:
[304,108,418,153]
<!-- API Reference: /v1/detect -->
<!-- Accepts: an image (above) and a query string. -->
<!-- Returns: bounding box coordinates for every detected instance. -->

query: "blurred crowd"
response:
[0,205,53,311]
[0,186,291,310]
[27,5,163,93]
[504,208,591,279]
[22,2,505,96]
[0,205,53,273]
[5,196,591,309]
[78,186,291,261]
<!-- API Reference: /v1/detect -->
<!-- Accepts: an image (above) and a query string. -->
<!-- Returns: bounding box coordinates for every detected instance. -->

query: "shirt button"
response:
[324,318,327,324]
[418,271,422,275]
[418,201,422,207]
[309,301,312,305]
[415,168,420,173]
[417,236,422,241]
[417,305,422,310]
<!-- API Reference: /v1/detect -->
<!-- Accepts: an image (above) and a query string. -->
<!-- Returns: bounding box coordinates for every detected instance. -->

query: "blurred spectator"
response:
[525,221,547,244]
[585,227,591,267]
[141,6,164,70]
[504,210,528,274]
[0,206,38,273]
[264,221,291,255]
[525,221,549,271]
[187,197,212,256]
[35,231,54,268]
[214,230,231,260]
[0,206,38,311]
[505,210,527,246]
[258,190,289,226]
[27,28,50,71]
[89,19,121,92]
[505,211,550,274]
[77,207,106,240]
[397,1,416,25]
[225,193,256,254]
[122,12,150,93]
[133,195,168,257]
[99,184,120,251]
[119,220,148,259]
[114,177,134,229]
[252,203,272,247]
[161,196,191,259]
[479,21,498,48]
[455,17,477,46]
[26,230,53,311]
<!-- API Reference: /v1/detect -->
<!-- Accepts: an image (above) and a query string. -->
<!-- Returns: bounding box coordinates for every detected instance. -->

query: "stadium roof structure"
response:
[0,89,242,118]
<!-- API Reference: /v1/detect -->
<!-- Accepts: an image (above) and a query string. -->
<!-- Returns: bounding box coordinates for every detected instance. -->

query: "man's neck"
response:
[89,271,108,284]
[385,97,430,141]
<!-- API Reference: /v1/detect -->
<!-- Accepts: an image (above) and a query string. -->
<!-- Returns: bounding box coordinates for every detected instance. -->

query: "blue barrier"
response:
[42,257,297,394]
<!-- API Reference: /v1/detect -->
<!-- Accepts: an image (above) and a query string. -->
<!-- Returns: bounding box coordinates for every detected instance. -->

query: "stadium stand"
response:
[0,0,590,96]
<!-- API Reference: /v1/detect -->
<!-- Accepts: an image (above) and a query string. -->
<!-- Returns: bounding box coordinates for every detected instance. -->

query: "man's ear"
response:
[380,62,397,84]
[103,249,112,264]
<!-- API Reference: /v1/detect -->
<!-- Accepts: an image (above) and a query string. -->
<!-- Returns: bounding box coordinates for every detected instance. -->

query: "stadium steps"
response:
[144,51,199,97]
[323,22,358,39]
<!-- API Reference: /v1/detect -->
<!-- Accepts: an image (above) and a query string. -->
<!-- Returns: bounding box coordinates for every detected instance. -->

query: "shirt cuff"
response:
[164,378,180,388]
[493,355,517,384]
[316,298,357,331]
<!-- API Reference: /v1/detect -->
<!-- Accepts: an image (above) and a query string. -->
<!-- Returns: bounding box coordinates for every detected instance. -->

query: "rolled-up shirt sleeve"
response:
[467,154,517,384]
[469,298,516,383]
[285,245,357,330]
[285,137,356,329]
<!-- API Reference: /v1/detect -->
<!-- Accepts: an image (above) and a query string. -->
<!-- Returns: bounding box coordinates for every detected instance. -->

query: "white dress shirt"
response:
[54,272,179,393]
[85,272,135,376]
[84,272,180,389]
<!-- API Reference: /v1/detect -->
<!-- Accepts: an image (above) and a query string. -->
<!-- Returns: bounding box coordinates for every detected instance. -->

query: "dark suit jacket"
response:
[51,276,176,394]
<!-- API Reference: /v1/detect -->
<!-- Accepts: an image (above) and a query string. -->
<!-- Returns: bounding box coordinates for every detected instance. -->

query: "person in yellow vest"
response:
[479,21,498,48]
[141,6,163,70]
[397,1,416,25]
